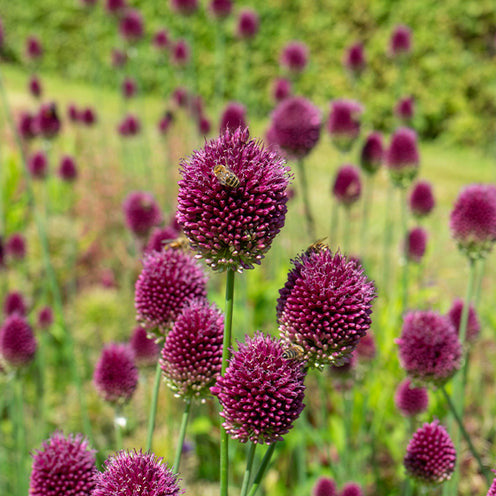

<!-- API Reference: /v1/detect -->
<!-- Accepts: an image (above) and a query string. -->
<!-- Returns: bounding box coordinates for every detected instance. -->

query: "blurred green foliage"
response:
[1,0,496,146]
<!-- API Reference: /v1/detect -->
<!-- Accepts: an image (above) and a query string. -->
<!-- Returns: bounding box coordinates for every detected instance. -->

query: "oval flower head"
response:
[211,332,306,444]
[277,246,376,369]
[177,128,291,272]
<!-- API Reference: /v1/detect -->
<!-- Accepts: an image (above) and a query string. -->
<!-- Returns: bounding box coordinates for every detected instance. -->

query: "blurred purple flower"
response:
[405,226,428,263]
[198,114,211,135]
[272,77,292,102]
[395,96,414,123]
[158,111,174,135]
[6,233,26,260]
[280,41,309,73]
[343,42,366,76]
[447,298,480,343]
[37,306,54,330]
[58,155,78,182]
[28,75,42,98]
[111,48,127,68]
[237,9,259,40]
[122,77,137,98]
[313,477,337,496]
[35,102,61,139]
[26,36,43,60]
[219,102,247,133]
[0,314,37,368]
[390,25,412,57]
[209,0,232,19]
[360,131,383,175]
[386,127,419,187]
[340,482,364,496]
[171,39,190,66]
[153,29,170,50]
[129,326,160,367]
[395,378,429,417]
[332,164,362,207]
[105,0,127,15]
[145,225,180,254]
[28,150,48,180]
[123,191,162,238]
[172,87,188,107]
[327,99,363,153]
[81,107,97,126]
[170,0,198,16]
[67,104,80,123]
[119,9,144,43]
[4,291,27,317]
[118,113,141,136]
[18,111,37,140]
[409,180,435,218]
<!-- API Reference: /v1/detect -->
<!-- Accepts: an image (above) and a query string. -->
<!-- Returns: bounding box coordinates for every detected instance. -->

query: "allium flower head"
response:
[177,127,291,272]
[277,247,376,369]
[93,343,138,405]
[332,164,362,207]
[313,476,337,496]
[67,104,79,123]
[170,0,198,16]
[340,482,363,496]
[447,298,480,343]
[237,9,260,40]
[111,48,127,67]
[280,41,309,73]
[81,107,97,126]
[153,29,170,50]
[122,77,137,98]
[172,87,188,107]
[386,127,419,187]
[35,103,61,139]
[396,311,462,386]
[58,155,78,182]
[118,114,140,136]
[145,225,180,253]
[198,115,211,135]
[129,326,160,367]
[390,24,412,57]
[450,184,496,259]
[0,314,37,368]
[29,431,97,496]
[93,450,182,496]
[270,96,321,159]
[135,248,208,334]
[161,299,223,398]
[405,227,428,263]
[37,306,54,330]
[106,0,127,14]
[404,421,456,484]
[409,180,435,218]
[171,39,190,66]
[119,9,144,42]
[6,233,27,260]
[395,378,429,417]
[343,42,366,76]
[4,291,27,316]
[360,131,383,175]
[18,112,37,140]
[28,150,48,179]
[211,332,306,444]
[219,102,247,134]
[395,96,414,123]
[487,475,496,496]
[29,75,42,98]
[272,77,292,102]
[123,191,162,238]
[26,36,43,60]
[327,99,363,153]
[158,111,174,135]
[209,0,232,19]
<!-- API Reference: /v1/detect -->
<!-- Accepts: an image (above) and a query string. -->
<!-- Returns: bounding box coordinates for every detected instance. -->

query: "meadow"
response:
[0,1,496,496]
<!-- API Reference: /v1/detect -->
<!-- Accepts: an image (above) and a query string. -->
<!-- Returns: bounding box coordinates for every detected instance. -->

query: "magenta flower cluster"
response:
[360,131,384,175]
[332,164,362,207]
[123,191,162,238]
[0,314,37,368]
[409,180,435,218]
[280,41,309,73]
[447,298,480,343]
[219,102,247,133]
[405,226,428,263]
[327,99,363,153]
[395,378,429,417]
[386,127,419,187]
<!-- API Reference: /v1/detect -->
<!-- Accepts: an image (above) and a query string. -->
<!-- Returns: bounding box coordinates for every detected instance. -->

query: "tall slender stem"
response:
[240,442,257,496]
[247,443,277,496]
[330,199,340,249]
[296,159,315,239]
[114,408,124,451]
[382,183,394,296]
[343,207,351,254]
[14,374,26,496]
[400,187,409,314]
[146,360,162,452]
[215,21,225,106]
[473,257,485,310]
[173,397,193,473]
[220,268,236,496]
[360,174,373,258]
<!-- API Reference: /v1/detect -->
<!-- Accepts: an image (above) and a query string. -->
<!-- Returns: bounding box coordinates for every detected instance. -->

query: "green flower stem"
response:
[400,187,409,314]
[240,442,257,496]
[342,389,353,475]
[215,21,226,106]
[473,257,485,309]
[330,199,340,248]
[440,385,489,483]
[247,443,277,496]
[36,333,47,440]
[359,174,374,258]
[220,268,236,496]
[14,373,26,496]
[173,397,193,473]
[114,407,124,451]
[317,372,328,429]
[297,159,316,240]
[146,360,162,452]
[382,183,394,296]
[343,207,352,254]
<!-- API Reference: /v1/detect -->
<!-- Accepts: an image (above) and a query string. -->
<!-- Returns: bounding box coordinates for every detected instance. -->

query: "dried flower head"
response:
[37,306,54,330]
[211,332,306,444]
[119,9,144,43]
[360,131,383,175]
[272,77,292,102]
[313,476,337,496]
[280,41,309,73]
[390,25,412,57]
[327,99,363,153]
[58,155,78,182]
[4,291,27,317]
[404,421,456,484]
[332,164,362,207]
[343,43,366,76]
[395,378,429,417]
[129,326,160,367]
[219,102,247,133]
[386,127,419,188]
[6,233,27,260]
[177,127,291,272]
[447,298,480,343]
[277,247,376,369]
[123,191,162,238]
[237,9,259,40]
[0,314,37,368]
[405,227,428,263]
[409,180,435,218]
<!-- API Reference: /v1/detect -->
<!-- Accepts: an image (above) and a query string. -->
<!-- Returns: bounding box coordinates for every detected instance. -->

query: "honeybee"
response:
[282,344,305,361]
[213,164,240,189]
[163,235,189,251]
[306,237,328,254]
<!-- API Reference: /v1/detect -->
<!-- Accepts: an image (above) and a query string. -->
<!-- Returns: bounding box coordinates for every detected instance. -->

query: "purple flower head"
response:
[270,96,321,159]
[37,306,54,330]
[93,343,138,405]
[158,111,174,135]
[237,9,260,40]
[277,247,376,369]
[26,36,43,60]
[0,314,37,368]
[177,127,291,272]
[327,99,363,153]
[129,326,160,367]
[355,332,376,361]
[280,41,309,74]
[135,249,208,335]
[190,95,204,119]
[4,291,27,317]
[390,25,412,58]
[28,150,48,180]
[81,106,97,126]
[6,233,26,260]
[145,225,180,254]
[122,77,137,99]
[409,180,435,218]
[343,42,366,76]
[35,102,61,139]
[198,114,211,135]
[105,0,127,14]
[450,184,496,259]
[360,131,383,175]
[313,476,337,496]
[123,191,162,238]
[67,104,80,123]
[404,421,456,484]
[119,9,144,43]
[58,155,78,182]
[118,113,141,136]
[386,127,419,187]
[395,378,429,417]
[171,39,190,66]
[111,48,127,68]
[153,29,170,50]
[397,311,462,386]
[209,0,232,19]
[488,475,496,496]
[211,332,306,444]
[272,77,292,102]
[332,164,362,207]
[161,299,223,398]
[219,102,247,134]
[29,75,42,98]
[340,482,363,496]
[395,96,414,123]
[29,431,97,496]
[94,450,182,496]
[405,226,428,263]
[172,87,189,107]
[18,111,37,140]
[170,0,198,16]
[447,298,480,343]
